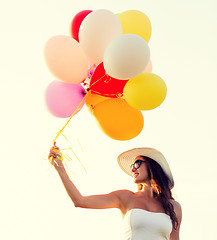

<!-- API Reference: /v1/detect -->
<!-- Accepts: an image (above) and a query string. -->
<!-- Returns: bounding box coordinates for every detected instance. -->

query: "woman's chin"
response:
[133,177,140,183]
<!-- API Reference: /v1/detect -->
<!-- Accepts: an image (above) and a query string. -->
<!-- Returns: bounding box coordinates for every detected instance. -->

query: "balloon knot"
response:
[116,93,123,98]
[104,75,111,83]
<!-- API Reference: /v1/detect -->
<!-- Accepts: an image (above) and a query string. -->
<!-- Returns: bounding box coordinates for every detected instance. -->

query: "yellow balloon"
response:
[85,91,111,113]
[123,73,167,110]
[118,10,152,43]
[93,99,144,140]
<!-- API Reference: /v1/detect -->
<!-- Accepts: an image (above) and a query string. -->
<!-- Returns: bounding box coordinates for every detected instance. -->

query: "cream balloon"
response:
[79,9,122,64]
[44,35,88,84]
[103,34,150,80]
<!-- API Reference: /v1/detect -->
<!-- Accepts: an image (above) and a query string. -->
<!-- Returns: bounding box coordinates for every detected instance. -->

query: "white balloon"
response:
[79,9,122,64]
[103,34,150,80]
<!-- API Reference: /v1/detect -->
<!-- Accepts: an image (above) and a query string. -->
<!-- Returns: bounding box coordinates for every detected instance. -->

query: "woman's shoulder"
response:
[112,189,134,199]
[112,189,134,212]
[170,199,182,219]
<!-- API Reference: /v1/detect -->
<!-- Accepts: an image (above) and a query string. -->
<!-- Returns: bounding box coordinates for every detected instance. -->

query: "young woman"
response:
[49,146,182,240]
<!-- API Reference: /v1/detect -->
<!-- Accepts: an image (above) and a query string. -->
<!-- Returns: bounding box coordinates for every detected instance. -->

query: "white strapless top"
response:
[123,209,172,240]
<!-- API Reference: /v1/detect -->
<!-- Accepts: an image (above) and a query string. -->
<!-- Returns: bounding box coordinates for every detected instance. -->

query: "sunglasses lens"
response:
[134,161,141,169]
[130,160,142,171]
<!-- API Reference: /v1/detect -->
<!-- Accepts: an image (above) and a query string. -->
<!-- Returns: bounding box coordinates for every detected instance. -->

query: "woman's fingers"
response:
[48,146,63,161]
[48,145,64,168]
[50,150,60,156]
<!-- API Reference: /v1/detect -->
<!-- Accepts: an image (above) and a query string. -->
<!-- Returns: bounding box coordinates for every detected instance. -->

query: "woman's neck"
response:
[138,182,154,199]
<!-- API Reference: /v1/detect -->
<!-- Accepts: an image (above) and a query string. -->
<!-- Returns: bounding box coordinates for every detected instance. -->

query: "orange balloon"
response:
[85,91,112,113]
[93,98,144,140]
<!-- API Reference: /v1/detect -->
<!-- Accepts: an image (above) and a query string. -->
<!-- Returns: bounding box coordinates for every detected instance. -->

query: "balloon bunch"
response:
[44,9,167,142]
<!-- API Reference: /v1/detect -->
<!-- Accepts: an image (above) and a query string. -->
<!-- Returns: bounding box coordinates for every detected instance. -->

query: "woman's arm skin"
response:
[49,148,130,212]
[169,200,182,240]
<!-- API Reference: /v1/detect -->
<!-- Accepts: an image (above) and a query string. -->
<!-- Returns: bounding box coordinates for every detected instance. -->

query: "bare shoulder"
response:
[170,199,182,219]
[169,199,182,237]
[112,189,133,200]
[112,189,133,213]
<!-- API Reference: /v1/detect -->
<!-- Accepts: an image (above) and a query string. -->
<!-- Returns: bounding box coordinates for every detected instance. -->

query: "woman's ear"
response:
[137,184,143,191]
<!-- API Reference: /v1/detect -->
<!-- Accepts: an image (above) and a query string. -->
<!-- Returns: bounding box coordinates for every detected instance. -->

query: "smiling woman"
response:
[131,156,178,230]
[48,146,182,240]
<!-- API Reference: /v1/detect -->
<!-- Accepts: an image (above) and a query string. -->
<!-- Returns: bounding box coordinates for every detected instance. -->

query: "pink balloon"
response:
[45,80,86,118]
[144,60,152,73]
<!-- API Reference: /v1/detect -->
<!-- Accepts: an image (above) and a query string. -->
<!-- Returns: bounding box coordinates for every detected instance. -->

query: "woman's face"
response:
[131,156,150,183]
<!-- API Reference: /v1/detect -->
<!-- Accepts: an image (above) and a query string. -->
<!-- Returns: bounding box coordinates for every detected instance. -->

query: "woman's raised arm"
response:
[49,147,128,211]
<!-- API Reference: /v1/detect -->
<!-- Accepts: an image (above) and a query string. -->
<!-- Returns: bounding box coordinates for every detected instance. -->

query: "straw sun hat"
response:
[117,148,174,188]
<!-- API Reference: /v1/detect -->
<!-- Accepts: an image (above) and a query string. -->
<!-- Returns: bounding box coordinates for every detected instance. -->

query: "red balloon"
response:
[70,10,92,41]
[90,63,128,98]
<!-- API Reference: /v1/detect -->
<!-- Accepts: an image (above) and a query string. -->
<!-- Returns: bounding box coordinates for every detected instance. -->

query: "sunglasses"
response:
[130,160,145,171]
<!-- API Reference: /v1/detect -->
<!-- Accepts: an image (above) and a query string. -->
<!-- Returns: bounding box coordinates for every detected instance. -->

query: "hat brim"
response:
[117,147,174,188]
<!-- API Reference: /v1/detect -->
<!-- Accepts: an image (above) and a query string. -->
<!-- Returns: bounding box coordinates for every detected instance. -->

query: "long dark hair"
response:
[139,156,178,229]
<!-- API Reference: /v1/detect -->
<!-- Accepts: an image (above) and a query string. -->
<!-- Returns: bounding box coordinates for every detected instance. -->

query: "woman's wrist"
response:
[53,160,64,170]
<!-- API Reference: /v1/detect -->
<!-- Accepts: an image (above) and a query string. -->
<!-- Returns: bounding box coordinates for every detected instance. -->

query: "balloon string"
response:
[104,74,111,83]
[89,63,97,71]
[90,89,123,98]
[60,132,87,173]
[53,93,87,145]
[52,71,108,146]
[87,64,97,79]
[51,70,118,162]
[89,73,107,88]
[50,68,118,171]
[88,73,123,98]
[53,70,124,145]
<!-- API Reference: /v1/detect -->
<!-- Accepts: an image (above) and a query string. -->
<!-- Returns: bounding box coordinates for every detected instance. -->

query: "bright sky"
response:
[0,0,217,239]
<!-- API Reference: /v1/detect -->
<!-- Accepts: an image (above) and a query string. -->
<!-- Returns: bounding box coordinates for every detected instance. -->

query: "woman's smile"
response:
[133,173,139,178]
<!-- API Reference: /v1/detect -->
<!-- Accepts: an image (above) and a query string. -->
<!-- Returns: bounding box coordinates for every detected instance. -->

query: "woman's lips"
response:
[133,173,139,178]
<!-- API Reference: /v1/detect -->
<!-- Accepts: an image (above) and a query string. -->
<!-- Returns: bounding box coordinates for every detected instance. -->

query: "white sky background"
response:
[0,0,217,239]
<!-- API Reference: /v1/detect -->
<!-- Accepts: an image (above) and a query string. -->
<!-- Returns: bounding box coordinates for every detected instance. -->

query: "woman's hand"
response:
[48,145,64,169]
[47,144,129,212]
